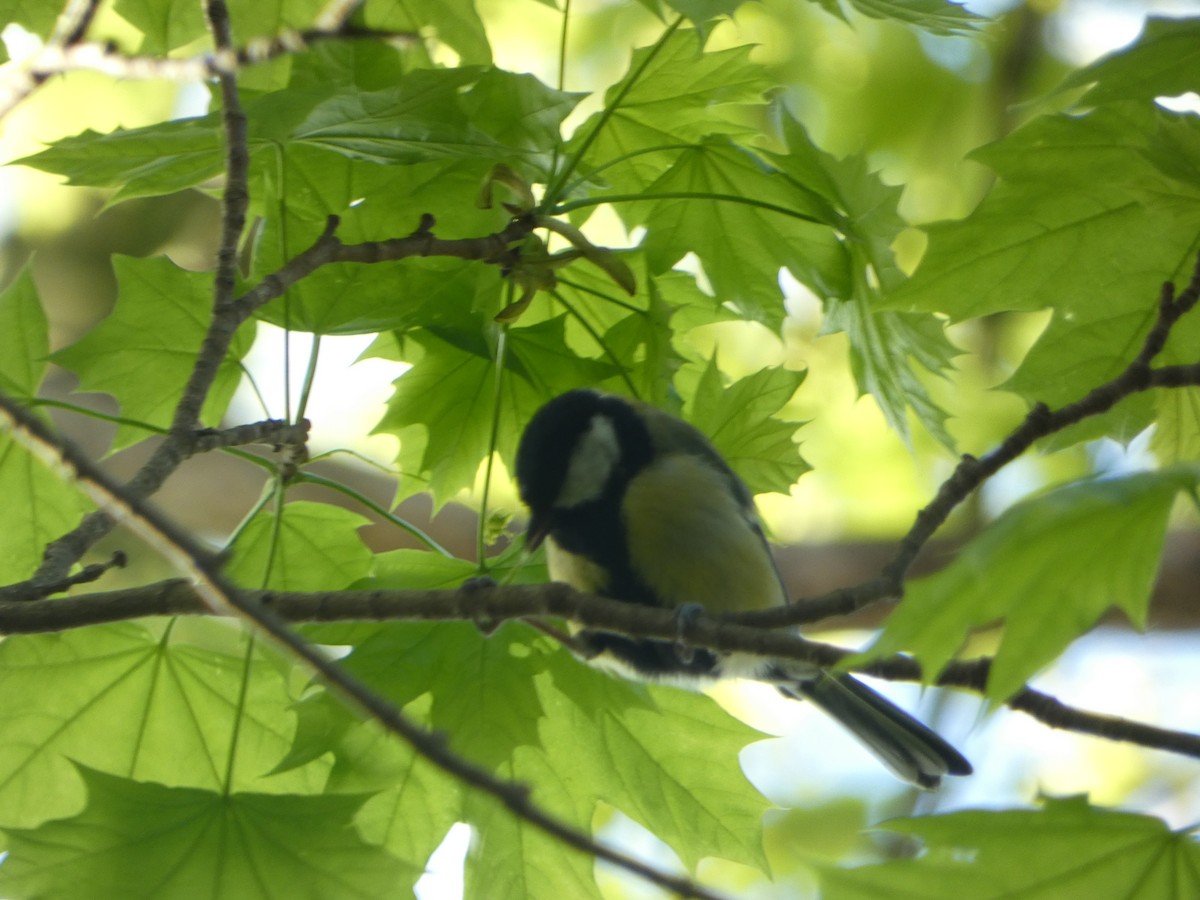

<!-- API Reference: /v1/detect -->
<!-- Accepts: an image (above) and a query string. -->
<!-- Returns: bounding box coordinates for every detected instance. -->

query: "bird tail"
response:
[789,672,972,790]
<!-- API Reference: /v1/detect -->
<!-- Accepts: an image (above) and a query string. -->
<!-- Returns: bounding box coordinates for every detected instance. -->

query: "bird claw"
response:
[461,575,499,634]
[672,602,705,665]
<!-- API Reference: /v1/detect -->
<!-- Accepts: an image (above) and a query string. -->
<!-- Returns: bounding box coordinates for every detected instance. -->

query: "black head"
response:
[515,390,652,547]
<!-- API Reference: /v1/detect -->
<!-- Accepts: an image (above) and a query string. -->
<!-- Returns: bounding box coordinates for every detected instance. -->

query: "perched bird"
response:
[515,388,971,789]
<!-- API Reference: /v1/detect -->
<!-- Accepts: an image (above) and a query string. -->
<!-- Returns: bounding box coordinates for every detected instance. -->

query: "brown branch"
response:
[192,418,311,453]
[195,0,250,428]
[0,551,128,603]
[7,577,1199,763]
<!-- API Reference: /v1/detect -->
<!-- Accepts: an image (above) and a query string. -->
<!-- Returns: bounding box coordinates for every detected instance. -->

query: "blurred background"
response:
[3,0,1200,896]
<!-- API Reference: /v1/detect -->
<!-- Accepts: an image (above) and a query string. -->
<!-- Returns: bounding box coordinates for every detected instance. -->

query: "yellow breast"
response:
[621,454,785,613]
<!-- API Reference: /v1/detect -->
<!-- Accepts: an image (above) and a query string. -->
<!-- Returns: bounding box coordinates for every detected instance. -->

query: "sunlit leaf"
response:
[52,256,254,450]
[564,29,771,199]
[225,501,374,591]
[859,469,1198,700]
[374,319,619,505]
[637,137,846,326]
[365,0,493,66]
[1061,17,1200,106]
[686,357,808,495]
[821,797,1200,900]
[814,0,986,36]
[0,622,325,831]
[0,766,417,900]
[15,118,223,204]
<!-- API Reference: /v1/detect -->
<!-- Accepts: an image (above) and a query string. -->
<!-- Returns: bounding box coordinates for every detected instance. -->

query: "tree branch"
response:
[7,577,1199,763]
[0,0,102,121]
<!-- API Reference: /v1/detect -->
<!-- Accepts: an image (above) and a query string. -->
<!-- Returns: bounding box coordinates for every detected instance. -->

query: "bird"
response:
[514,388,971,789]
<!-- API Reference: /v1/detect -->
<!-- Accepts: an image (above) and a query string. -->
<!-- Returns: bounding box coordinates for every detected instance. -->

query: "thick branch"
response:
[8,578,1199,763]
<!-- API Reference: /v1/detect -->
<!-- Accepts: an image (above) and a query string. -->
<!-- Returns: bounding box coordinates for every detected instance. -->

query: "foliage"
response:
[0,0,1199,898]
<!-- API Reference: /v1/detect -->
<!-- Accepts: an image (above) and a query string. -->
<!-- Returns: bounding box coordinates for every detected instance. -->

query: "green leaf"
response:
[458,69,581,171]
[248,153,507,335]
[530,650,770,872]
[686,358,808,495]
[374,319,619,505]
[0,269,92,583]
[763,112,903,289]
[1061,18,1200,106]
[1002,304,1158,448]
[564,29,772,199]
[820,797,1200,900]
[0,269,48,398]
[888,103,1200,446]
[636,137,846,326]
[115,0,327,54]
[662,0,749,30]
[15,117,223,204]
[0,622,325,831]
[825,298,956,448]
[113,0,205,54]
[860,469,1198,700]
[1,0,59,42]
[814,0,985,36]
[764,112,957,444]
[1151,386,1200,463]
[364,0,493,66]
[52,256,254,450]
[0,766,418,900]
[226,501,374,590]
[337,622,548,770]
[289,69,504,166]
[464,749,603,900]
[552,257,689,405]
[300,621,771,881]
[889,104,1200,323]
[360,543,545,591]
[363,548,477,590]
[324,713,463,869]
[0,434,93,586]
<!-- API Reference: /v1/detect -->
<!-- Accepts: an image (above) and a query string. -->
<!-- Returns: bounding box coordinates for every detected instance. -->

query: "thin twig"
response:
[0,0,102,121]
[14,28,417,84]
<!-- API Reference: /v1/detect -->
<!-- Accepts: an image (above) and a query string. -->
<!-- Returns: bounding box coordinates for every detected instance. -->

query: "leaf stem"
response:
[477,324,510,568]
[547,0,571,185]
[551,191,827,225]
[294,332,322,424]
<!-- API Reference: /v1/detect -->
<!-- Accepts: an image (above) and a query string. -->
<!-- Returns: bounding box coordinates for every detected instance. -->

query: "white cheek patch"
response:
[556,414,620,508]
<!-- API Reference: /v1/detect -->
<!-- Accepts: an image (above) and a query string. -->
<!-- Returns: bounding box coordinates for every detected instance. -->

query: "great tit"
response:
[515,388,971,789]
